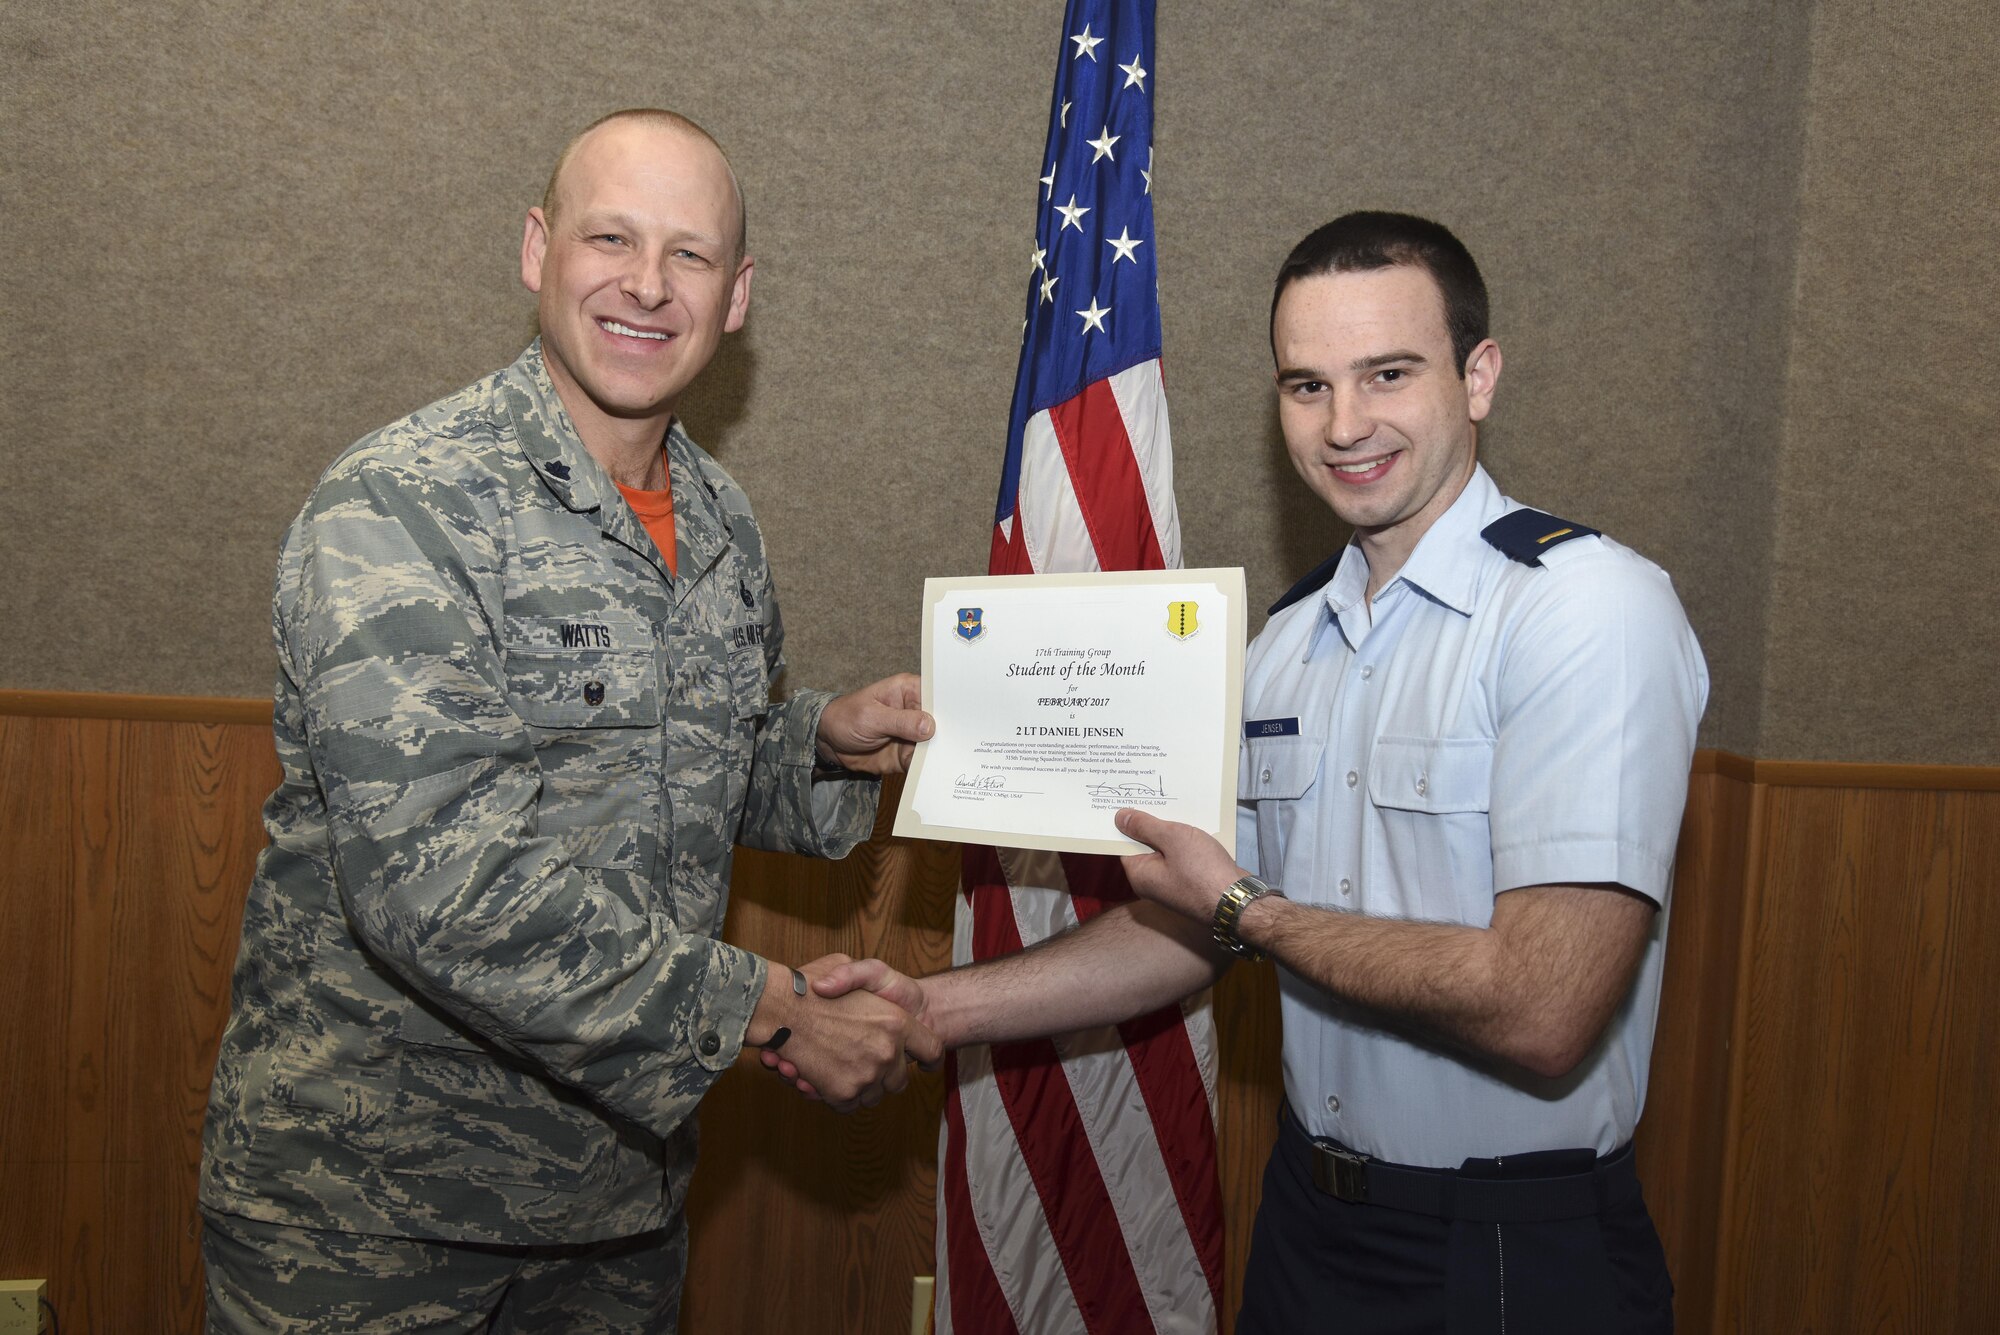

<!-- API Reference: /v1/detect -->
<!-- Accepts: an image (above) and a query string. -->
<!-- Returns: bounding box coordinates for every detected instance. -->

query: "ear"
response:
[724,254,754,334]
[521,208,551,294]
[1463,339,1502,423]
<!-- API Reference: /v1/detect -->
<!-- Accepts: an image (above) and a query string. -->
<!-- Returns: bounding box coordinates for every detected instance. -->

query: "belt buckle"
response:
[1311,1142,1370,1202]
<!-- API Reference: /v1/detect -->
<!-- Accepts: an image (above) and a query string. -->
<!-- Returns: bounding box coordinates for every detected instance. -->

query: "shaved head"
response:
[542,108,746,257]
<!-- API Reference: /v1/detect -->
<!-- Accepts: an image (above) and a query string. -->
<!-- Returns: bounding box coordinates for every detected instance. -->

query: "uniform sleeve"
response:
[732,538,879,858]
[1487,549,1709,903]
[284,456,762,1140]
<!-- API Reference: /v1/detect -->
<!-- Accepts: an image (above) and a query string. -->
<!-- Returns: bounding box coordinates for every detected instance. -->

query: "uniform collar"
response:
[504,340,614,516]
[1388,464,1506,617]
[1311,464,1504,655]
[502,340,733,595]
[662,419,730,592]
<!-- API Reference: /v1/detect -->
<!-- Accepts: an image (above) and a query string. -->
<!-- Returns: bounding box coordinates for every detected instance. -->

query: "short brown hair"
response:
[1271,212,1488,376]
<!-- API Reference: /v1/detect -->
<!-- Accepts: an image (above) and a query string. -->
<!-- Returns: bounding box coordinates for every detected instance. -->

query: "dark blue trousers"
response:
[1237,1109,1674,1334]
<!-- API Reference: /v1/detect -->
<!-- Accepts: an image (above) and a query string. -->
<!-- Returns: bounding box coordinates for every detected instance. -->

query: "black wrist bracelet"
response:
[763,967,810,1050]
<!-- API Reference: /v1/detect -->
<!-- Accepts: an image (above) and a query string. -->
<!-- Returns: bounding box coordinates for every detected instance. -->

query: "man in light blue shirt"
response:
[806,212,1706,1332]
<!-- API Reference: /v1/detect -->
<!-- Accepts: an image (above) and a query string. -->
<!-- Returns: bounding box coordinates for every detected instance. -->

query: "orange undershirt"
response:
[615,475,679,578]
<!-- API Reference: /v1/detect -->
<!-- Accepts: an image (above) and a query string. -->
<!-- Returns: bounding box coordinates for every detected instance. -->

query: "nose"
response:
[619,250,673,309]
[1324,387,1373,450]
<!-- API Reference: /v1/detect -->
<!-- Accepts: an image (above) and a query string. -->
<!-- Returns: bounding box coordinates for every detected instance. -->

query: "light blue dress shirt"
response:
[1237,465,1708,1166]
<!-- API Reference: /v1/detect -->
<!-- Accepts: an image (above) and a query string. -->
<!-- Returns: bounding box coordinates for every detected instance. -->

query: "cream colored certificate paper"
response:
[894,568,1245,857]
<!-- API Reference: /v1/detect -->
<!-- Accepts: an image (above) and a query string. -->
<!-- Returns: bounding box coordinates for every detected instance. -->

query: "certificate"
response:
[893,568,1245,857]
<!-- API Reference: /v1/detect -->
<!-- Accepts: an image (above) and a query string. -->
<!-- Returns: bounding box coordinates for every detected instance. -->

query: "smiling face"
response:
[1273,264,1500,581]
[521,118,752,455]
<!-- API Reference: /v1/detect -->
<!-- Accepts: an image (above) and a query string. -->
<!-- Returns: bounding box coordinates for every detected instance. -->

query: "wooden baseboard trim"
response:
[1692,750,1757,782]
[1746,759,2000,792]
[0,690,273,726]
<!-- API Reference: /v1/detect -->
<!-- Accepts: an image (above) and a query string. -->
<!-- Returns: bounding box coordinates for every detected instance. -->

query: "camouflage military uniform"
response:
[201,343,875,1269]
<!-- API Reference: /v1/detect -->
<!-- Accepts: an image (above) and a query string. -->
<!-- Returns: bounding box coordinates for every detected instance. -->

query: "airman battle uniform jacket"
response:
[200,342,876,1245]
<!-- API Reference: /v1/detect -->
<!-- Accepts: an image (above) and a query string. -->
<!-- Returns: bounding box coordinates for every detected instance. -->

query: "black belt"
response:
[1281,1103,1641,1224]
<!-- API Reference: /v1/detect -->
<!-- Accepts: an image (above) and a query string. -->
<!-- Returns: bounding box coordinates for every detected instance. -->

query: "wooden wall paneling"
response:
[147,720,281,1330]
[9,692,1997,1335]
[1633,766,1754,1335]
[1211,961,1283,1335]
[1715,785,2000,1333]
[0,717,82,1320]
[0,714,274,1335]
[682,782,960,1335]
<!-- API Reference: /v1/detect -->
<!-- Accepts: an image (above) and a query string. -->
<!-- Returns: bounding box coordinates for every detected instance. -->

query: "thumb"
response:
[815,957,893,998]
[813,961,864,997]
[877,705,934,743]
[904,1018,945,1068]
[1115,806,1169,850]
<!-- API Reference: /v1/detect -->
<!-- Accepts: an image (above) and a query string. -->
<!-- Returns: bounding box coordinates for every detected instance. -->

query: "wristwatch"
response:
[1212,875,1281,961]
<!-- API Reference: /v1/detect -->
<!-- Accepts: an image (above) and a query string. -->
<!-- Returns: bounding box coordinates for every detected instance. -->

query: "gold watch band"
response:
[1212,875,1278,961]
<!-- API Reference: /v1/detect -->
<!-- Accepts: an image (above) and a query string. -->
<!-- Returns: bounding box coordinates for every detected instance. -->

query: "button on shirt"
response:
[1236,466,1707,1167]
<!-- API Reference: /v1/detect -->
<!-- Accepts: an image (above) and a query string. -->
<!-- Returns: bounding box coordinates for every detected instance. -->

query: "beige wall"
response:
[2,1,1994,761]
[1759,0,2000,762]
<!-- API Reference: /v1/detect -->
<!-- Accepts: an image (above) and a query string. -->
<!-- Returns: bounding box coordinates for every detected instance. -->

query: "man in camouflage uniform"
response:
[199,108,940,1332]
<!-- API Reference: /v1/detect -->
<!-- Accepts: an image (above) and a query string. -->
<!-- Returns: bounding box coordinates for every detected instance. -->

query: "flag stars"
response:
[1107,228,1144,263]
[1061,100,1071,128]
[1041,163,1056,199]
[1076,296,1111,335]
[1142,146,1153,195]
[1040,272,1060,304]
[1087,127,1120,163]
[1119,55,1148,90]
[1070,24,1103,61]
[1031,244,1047,272]
[1055,195,1091,231]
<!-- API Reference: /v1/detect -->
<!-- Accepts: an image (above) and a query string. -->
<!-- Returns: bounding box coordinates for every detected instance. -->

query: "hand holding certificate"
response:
[893,568,1245,856]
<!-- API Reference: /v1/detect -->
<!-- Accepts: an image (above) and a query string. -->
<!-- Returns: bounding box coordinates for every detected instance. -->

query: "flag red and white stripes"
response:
[937,2,1225,1331]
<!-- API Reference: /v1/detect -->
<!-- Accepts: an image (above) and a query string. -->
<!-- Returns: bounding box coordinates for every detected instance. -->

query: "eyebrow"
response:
[572,210,724,248]
[1350,349,1428,371]
[1275,349,1430,382]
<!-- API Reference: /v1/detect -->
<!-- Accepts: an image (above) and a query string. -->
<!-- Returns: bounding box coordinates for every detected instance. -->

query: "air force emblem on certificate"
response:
[1166,600,1200,640]
[956,607,986,642]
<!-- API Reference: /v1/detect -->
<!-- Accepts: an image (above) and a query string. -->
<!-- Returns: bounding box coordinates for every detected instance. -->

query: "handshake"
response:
[743,953,939,1114]
[738,806,1257,1112]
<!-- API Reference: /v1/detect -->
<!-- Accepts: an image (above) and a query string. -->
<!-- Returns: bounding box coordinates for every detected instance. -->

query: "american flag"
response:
[936,2,1225,1331]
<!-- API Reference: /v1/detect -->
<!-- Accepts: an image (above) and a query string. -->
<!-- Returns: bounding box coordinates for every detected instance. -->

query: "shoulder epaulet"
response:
[1480,509,1601,567]
[1268,550,1345,615]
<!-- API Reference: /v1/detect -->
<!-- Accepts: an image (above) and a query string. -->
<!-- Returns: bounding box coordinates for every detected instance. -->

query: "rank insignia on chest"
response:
[1166,600,1199,639]
[956,607,985,642]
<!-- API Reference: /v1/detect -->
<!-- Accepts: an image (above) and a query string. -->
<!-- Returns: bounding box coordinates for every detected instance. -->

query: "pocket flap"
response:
[504,617,660,729]
[1367,736,1493,813]
[1239,734,1326,800]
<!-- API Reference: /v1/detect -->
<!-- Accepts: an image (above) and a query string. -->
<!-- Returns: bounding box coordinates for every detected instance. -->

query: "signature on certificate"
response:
[954,772,1042,796]
[1085,772,1171,799]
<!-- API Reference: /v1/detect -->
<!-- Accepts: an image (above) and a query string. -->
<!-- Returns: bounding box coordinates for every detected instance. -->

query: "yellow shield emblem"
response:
[1166,600,1199,640]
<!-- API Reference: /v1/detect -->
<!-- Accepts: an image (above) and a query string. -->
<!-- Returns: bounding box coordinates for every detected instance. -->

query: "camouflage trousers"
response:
[201,1208,685,1333]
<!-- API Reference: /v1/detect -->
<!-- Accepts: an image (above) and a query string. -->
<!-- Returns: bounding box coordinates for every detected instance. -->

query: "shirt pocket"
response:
[1240,734,1327,878]
[1367,735,1495,921]
[1366,736,1494,814]
[504,614,662,869]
